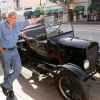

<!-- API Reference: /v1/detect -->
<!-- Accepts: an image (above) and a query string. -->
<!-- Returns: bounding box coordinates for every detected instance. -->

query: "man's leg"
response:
[1,49,22,96]
[8,49,22,88]
[1,51,12,95]
[6,49,22,97]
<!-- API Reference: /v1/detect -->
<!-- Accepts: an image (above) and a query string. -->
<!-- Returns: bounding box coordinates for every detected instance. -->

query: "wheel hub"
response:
[59,76,83,100]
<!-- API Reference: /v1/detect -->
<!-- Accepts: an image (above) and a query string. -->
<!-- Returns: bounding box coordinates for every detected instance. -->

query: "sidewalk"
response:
[73,21,100,25]
[0,63,62,100]
[0,63,35,100]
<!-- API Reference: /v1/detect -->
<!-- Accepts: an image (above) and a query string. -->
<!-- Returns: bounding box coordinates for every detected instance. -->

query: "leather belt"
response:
[3,47,16,51]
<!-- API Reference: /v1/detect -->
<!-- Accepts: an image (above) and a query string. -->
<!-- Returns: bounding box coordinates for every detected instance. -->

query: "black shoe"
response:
[0,84,9,96]
[8,90,15,98]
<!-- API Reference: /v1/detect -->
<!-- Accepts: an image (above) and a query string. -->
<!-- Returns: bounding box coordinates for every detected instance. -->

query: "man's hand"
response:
[39,15,44,20]
[0,48,5,53]
[21,31,29,39]
[29,15,44,25]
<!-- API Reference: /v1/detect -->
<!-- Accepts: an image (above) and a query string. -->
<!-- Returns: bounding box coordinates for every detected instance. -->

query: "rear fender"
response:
[58,63,87,81]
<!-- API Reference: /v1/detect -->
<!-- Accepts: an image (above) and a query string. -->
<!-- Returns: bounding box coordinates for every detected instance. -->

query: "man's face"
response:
[7,15,16,26]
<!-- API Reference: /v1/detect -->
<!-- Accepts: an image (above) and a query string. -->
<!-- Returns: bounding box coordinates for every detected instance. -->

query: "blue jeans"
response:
[1,48,22,90]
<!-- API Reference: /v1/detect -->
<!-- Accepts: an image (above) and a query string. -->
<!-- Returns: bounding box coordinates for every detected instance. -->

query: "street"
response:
[61,24,100,45]
[0,24,100,100]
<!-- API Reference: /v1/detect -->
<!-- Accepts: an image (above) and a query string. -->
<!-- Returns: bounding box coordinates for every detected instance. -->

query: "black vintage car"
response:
[17,24,99,100]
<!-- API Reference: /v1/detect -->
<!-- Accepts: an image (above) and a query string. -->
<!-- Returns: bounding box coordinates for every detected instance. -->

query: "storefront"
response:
[92,0,100,4]
[88,0,100,21]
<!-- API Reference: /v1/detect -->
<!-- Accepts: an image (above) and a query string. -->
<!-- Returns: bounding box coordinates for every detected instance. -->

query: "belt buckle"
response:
[3,47,16,51]
[8,47,16,50]
[3,48,7,51]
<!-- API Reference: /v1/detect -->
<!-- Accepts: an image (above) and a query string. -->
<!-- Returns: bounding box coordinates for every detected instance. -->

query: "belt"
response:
[3,47,16,51]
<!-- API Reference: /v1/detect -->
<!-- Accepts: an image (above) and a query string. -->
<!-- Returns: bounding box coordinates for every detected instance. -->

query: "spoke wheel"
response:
[57,71,88,100]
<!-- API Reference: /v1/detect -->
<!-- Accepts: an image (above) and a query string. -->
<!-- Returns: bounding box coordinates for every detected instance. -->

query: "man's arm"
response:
[21,31,30,39]
[28,15,44,25]
[0,27,4,53]
[20,15,44,39]
[0,48,4,53]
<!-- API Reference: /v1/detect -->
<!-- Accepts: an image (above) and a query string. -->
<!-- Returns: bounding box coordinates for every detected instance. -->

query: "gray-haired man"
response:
[0,10,44,98]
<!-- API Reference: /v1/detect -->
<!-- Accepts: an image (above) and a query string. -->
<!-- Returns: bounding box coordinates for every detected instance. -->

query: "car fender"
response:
[58,63,87,81]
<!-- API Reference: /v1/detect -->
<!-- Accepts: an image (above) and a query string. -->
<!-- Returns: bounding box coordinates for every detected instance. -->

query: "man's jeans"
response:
[1,48,22,90]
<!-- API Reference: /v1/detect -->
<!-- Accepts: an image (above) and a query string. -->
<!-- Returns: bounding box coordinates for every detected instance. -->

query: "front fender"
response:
[58,63,88,81]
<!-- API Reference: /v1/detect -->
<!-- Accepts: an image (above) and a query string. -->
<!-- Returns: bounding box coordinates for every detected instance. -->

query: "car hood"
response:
[49,35,97,49]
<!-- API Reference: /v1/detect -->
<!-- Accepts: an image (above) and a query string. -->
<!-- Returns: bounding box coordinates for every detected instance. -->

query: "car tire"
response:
[56,70,89,100]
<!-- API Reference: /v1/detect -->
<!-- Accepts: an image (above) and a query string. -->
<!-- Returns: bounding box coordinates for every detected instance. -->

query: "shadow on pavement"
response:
[17,74,62,100]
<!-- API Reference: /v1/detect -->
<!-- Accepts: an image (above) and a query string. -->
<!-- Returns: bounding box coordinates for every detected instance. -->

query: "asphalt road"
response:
[61,24,100,45]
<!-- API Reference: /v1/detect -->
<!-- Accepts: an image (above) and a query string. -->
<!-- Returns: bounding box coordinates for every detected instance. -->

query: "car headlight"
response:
[84,59,90,70]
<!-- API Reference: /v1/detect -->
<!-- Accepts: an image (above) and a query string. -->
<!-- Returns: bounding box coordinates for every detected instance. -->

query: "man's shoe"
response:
[8,90,15,98]
[0,84,9,96]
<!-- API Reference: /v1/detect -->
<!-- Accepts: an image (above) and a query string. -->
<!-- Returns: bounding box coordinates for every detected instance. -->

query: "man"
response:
[0,10,1,21]
[0,10,44,98]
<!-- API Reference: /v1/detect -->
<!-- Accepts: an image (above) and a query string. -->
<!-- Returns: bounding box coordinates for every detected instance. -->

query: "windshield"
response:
[44,10,100,47]
[44,16,74,38]
[16,1,100,47]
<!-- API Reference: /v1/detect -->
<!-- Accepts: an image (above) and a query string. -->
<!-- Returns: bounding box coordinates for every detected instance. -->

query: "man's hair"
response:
[7,10,17,17]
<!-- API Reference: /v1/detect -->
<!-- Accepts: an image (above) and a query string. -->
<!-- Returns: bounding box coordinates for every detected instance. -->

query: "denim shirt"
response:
[0,19,27,48]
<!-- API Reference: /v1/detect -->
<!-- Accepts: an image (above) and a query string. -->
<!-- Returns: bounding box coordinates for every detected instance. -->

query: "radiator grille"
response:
[86,45,98,73]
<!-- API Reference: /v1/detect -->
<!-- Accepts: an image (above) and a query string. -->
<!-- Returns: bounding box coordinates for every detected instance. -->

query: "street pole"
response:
[67,0,75,37]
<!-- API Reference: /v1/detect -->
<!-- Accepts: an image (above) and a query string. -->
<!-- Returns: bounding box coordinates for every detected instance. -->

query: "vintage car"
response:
[17,24,99,100]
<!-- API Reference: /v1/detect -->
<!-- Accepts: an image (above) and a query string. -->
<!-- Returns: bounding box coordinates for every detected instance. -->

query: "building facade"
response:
[73,0,91,15]
[0,0,15,12]
[92,0,100,4]
[19,0,40,9]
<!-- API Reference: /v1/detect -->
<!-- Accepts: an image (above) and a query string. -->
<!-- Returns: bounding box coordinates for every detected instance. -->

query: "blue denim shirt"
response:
[0,19,27,48]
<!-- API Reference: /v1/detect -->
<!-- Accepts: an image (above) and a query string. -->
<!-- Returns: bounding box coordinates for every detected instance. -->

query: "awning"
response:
[24,11,33,17]
[46,7,63,14]
[24,6,64,17]
[74,6,84,15]
[88,4,100,12]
